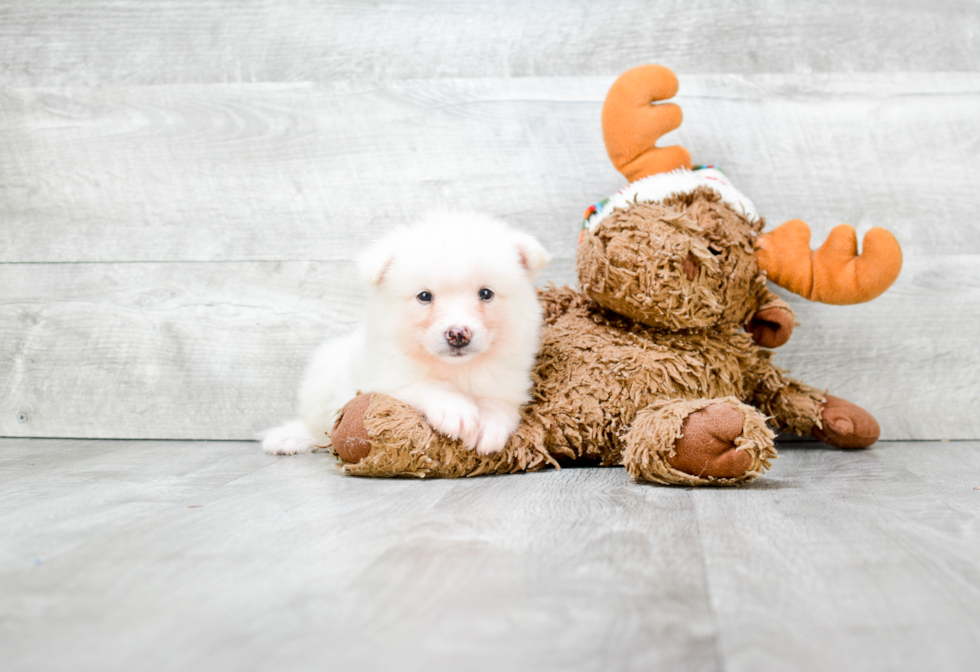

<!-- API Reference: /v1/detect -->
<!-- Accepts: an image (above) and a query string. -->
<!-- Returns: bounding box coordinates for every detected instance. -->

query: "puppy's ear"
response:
[513,232,551,280]
[355,235,397,286]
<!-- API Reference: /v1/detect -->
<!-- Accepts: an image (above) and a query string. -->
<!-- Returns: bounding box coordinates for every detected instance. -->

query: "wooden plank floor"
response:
[2,438,978,672]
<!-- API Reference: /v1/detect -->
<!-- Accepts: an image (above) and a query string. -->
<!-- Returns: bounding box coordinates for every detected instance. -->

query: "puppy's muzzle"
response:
[445,326,472,349]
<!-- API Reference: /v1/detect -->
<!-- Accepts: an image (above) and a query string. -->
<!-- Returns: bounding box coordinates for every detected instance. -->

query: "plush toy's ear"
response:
[355,233,399,286]
[513,232,551,280]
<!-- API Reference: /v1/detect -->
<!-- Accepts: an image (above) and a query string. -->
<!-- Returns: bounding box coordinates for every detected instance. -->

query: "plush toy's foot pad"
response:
[667,403,753,478]
[623,397,777,487]
[331,394,374,463]
[812,395,880,449]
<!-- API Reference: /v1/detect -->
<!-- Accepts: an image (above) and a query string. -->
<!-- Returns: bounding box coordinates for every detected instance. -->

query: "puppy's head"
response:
[357,212,549,366]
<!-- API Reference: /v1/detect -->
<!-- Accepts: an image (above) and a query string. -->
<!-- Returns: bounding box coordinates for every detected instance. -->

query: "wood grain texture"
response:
[0,255,975,441]
[1,438,978,671]
[0,439,719,672]
[2,74,978,263]
[1,10,977,442]
[697,441,980,671]
[1,0,978,87]
[0,261,364,440]
[0,79,604,264]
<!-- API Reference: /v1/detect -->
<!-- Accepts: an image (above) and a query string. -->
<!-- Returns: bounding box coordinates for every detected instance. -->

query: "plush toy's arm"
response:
[745,290,796,348]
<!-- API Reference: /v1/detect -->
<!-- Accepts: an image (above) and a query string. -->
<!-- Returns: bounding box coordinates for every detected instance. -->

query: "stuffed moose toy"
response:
[328,64,903,486]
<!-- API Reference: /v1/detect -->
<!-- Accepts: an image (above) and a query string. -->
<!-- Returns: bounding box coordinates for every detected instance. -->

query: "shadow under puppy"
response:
[261,211,551,456]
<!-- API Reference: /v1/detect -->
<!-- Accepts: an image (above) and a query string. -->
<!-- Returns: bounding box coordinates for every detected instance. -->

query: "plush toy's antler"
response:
[755,220,903,304]
[602,64,692,182]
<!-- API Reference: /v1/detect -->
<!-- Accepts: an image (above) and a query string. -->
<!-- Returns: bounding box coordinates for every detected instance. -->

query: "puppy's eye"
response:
[478,288,494,301]
[417,291,433,304]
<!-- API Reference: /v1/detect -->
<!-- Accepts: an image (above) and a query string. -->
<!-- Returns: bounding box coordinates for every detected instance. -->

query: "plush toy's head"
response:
[577,64,903,338]
[578,180,767,332]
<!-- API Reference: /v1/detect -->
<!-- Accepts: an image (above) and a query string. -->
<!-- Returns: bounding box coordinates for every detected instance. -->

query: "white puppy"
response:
[261,211,550,456]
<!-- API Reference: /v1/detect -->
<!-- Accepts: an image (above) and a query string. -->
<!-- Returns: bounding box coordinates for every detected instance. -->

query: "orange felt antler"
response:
[755,220,903,305]
[601,64,692,182]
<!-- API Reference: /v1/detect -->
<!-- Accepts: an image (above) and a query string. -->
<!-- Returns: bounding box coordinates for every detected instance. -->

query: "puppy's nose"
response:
[445,326,472,347]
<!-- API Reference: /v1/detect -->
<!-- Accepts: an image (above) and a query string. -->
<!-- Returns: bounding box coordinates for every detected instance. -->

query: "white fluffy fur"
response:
[261,211,550,456]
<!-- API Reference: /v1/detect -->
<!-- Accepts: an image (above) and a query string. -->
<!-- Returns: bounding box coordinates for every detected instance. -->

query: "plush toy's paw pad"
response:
[812,395,880,449]
[331,394,374,463]
[668,403,753,478]
[746,305,794,348]
[425,396,481,450]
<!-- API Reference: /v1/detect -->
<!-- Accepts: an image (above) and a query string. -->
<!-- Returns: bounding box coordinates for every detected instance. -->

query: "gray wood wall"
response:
[1,1,978,441]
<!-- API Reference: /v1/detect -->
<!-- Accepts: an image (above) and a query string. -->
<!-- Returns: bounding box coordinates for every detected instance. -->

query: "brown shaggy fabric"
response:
[528,298,767,467]
[577,188,767,332]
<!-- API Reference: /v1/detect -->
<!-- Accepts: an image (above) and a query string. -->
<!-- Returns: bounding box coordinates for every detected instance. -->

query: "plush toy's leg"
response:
[751,374,826,437]
[330,393,556,478]
[621,397,776,486]
[750,367,880,449]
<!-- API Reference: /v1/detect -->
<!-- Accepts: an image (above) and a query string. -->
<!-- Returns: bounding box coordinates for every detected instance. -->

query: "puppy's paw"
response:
[475,399,522,454]
[259,421,318,455]
[475,418,511,454]
[423,395,482,450]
